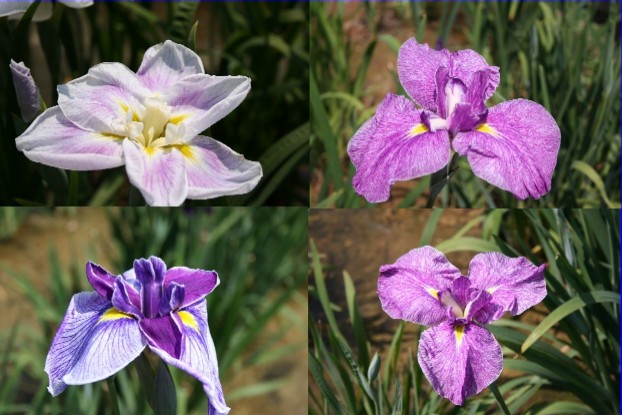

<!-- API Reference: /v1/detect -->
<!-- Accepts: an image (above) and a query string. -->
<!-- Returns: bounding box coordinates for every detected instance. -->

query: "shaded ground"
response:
[0,209,306,415]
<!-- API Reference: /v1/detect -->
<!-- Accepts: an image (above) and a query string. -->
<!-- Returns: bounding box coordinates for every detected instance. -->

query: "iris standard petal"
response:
[58,62,150,135]
[122,140,188,206]
[10,59,41,122]
[448,49,500,102]
[85,261,117,300]
[397,38,449,111]
[149,301,230,415]
[15,106,125,170]
[137,40,205,92]
[165,267,219,308]
[111,278,143,318]
[140,314,184,359]
[466,252,546,320]
[182,136,262,200]
[378,246,461,326]
[418,322,503,406]
[452,99,561,199]
[163,74,250,140]
[347,93,451,203]
[45,292,145,396]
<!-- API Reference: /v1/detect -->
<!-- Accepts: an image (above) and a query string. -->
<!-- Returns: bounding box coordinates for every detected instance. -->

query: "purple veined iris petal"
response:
[164,267,219,308]
[86,261,117,300]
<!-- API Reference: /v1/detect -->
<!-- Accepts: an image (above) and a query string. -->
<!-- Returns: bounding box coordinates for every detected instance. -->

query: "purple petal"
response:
[159,282,185,315]
[137,40,205,93]
[347,93,451,203]
[397,38,449,111]
[112,278,143,319]
[378,246,461,326]
[418,322,502,406]
[182,136,262,200]
[85,262,116,300]
[15,106,125,170]
[10,59,41,122]
[452,99,561,199]
[165,267,219,308]
[149,301,230,415]
[163,75,250,140]
[140,314,183,359]
[122,140,188,206]
[134,257,166,319]
[58,62,149,135]
[45,292,145,396]
[466,252,547,320]
[449,49,500,102]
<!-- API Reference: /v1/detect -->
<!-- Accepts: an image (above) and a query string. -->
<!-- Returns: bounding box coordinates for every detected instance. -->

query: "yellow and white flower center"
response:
[121,96,188,149]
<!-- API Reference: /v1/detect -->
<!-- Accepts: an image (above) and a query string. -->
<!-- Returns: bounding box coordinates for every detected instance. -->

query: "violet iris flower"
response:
[15,40,262,206]
[45,256,229,415]
[378,246,546,405]
[348,38,561,203]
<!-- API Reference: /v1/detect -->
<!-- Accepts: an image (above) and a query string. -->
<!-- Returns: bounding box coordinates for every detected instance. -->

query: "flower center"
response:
[123,96,187,148]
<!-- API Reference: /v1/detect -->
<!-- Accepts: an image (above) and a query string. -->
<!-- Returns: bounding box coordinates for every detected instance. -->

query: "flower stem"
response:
[425,152,459,208]
[106,376,121,415]
[489,380,511,415]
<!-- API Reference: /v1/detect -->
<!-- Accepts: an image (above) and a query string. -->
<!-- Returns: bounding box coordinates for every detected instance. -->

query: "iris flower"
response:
[378,246,546,405]
[348,38,561,203]
[0,0,93,22]
[16,40,262,206]
[45,256,229,415]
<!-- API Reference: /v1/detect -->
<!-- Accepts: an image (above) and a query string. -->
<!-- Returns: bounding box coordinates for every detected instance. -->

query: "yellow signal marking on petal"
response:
[475,123,501,138]
[119,101,140,121]
[169,114,189,125]
[99,308,133,324]
[409,123,429,137]
[425,287,439,300]
[144,147,157,156]
[101,132,126,141]
[178,311,199,332]
[165,144,195,161]
[454,325,465,346]
[487,286,499,294]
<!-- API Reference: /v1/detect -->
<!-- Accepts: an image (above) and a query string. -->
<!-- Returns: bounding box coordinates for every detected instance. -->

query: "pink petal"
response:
[137,40,205,92]
[452,99,561,199]
[122,140,188,206]
[449,49,500,102]
[15,106,125,170]
[347,93,451,203]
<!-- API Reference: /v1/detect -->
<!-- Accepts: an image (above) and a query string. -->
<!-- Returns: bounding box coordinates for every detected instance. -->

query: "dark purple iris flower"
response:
[45,256,229,415]
[378,246,547,405]
[348,38,561,203]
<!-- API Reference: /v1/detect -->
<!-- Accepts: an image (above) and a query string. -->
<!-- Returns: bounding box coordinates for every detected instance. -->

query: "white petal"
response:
[15,106,125,170]
[122,140,188,206]
[137,40,205,92]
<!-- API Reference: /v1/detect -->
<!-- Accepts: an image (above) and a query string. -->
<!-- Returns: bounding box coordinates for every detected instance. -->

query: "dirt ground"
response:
[0,208,306,415]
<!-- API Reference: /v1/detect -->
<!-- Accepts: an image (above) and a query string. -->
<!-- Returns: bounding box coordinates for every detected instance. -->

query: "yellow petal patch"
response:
[99,308,134,324]
[169,114,189,125]
[119,101,140,122]
[425,287,439,300]
[409,123,429,137]
[454,325,465,346]
[144,146,157,156]
[178,310,199,332]
[486,286,499,294]
[475,123,501,138]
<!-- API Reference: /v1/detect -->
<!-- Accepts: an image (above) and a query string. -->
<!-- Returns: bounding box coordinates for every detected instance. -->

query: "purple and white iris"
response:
[378,246,546,405]
[348,38,561,203]
[45,256,229,415]
[15,40,262,206]
[0,0,93,22]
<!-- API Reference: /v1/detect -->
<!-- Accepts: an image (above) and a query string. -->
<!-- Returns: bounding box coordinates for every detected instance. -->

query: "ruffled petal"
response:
[137,40,205,92]
[149,301,230,415]
[452,99,561,199]
[165,267,219,308]
[466,252,546,320]
[122,140,188,206]
[181,136,262,200]
[163,74,250,140]
[45,292,145,396]
[139,314,183,359]
[15,106,125,170]
[418,322,502,406]
[85,261,117,300]
[397,38,449,111]
[347,93,451,203]
[449,49,500,102]
[58,62,150,135]
[378,246,461,326]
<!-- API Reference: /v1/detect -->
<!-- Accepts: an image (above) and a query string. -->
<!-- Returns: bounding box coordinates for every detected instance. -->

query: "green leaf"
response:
[521,290,620,352]
[572,161,620,208]
[436,237,499,253]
